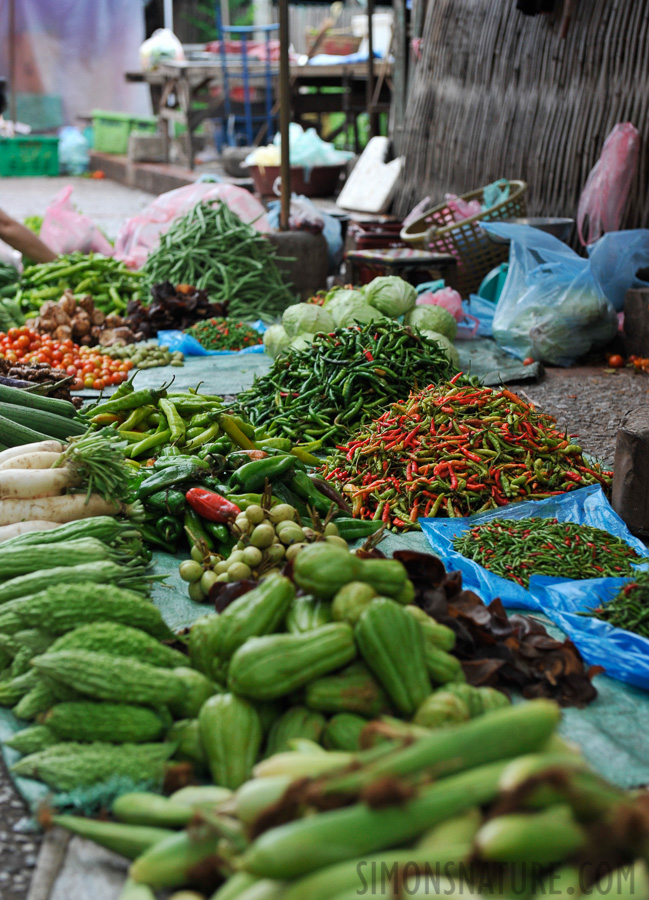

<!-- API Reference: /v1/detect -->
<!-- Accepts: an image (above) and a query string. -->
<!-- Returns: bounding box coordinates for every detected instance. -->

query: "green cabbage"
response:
[263,324,291,359]
[332,298,387,328]
[364,276,417,317]
[323,287,365,310]
[282,303,335,338]
[289,334,317,352]
[406,305,458,340]
[419,330,460,368]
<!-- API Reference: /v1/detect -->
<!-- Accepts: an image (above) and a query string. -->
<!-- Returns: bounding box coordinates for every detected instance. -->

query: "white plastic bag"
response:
[139,29,185,71]
[488,223,618,366]
[114,183,271,270]
[58,127,89,175]
[39,186,114,256]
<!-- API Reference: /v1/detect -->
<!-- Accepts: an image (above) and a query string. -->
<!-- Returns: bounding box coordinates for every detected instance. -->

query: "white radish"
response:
[0,494,122,526]
[0,521,62,543]
[0,469,79,501]
[0,451,63,471]
[0,441,64,467]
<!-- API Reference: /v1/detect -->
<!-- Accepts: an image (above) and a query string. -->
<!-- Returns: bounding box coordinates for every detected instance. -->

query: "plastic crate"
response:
[0,135,59,177]
[92,110,158,155]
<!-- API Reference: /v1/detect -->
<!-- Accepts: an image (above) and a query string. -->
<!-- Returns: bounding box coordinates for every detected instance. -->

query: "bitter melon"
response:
[45,702,168,743]
[31,651,187,706]
[49,623,187,669]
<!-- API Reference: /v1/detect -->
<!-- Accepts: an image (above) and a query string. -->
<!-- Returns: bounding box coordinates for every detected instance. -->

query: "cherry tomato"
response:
[608,354,625,368]
[523,357,535,366]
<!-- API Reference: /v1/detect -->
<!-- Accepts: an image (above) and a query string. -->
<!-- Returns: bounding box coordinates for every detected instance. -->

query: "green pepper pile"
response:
[586,569,649,638]
[238,320,460,451]
[185,317,263,352]
[141,201,295,322]
[453,517,642,587]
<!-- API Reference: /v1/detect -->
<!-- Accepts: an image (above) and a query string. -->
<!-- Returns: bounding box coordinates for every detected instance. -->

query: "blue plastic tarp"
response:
[157,323,266,357]
[533,577,649,691]
[420,485,647,611]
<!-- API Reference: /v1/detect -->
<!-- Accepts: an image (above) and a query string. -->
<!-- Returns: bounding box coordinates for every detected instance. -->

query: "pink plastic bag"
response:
[577,123,640,246]
[39,186,114,257]
[417,286,479,337]
[444,194,482,223]
[114,183,271,269]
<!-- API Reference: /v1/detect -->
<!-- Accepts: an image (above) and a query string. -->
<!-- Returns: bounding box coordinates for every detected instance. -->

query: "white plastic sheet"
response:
[0,0,150,126]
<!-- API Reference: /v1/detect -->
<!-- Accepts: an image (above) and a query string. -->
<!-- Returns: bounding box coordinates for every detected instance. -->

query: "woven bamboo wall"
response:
[392,0,649,228]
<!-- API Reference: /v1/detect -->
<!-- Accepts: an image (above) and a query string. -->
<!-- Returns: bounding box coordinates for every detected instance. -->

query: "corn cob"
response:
[129,825,226,889]
[242,760,508,879]
[52,815,175,860]
[113,793,195,829]
[475,804,587,865]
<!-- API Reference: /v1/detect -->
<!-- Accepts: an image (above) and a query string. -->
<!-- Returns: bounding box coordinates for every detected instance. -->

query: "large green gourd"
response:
[198,693,262,790]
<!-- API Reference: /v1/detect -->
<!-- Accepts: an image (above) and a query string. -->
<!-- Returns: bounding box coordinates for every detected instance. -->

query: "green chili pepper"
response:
[138,524,175,553]
[230,455,296,492]
[288,471,334,516]
[202,520,229,544]
[183,509,214,550]
[137,462,204,499]
[159,398,186,444]
[157,515,183,544]
[145,489,187,516]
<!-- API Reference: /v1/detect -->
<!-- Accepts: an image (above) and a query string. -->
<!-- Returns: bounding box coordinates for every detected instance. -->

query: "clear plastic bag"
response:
[114,183,270,270]
[39,186,113,256]
[577,123,640,246]
[58,127,89,175]
[487,223,618,366]
[139,28,185,71]
[587,229,649,312]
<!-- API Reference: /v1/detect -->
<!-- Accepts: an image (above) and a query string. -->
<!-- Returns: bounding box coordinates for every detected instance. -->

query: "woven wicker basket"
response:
[400,180,528,297]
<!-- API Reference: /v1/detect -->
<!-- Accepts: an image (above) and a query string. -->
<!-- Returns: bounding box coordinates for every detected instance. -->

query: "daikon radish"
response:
[0,441,64,467]
[0,469,79,501]
[0,452,63,471]
[0,494,122,527]
[0,521,62,543]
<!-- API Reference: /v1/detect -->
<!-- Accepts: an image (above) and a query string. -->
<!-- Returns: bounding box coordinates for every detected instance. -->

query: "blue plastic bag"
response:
[158,323,266,357]
[463,295,496,337]
[485,223,618,366]
[419,485,647,611]
[533,577,649,691]
[588,230,649,312]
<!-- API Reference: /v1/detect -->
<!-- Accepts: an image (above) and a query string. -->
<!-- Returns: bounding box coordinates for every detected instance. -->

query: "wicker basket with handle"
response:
[400,180,528,297]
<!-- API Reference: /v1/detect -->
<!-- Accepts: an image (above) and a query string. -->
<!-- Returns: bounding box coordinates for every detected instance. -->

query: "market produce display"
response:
[0,325,131,391]
[0,357,80,405]
[141,202,294,322]
[103,341,184,370]
[453,517,643,587]
[323,380,613,528]
[125,282,227,340]
[31,290,139,347]
[587,569,649,638]
[6,253,145,315]
[240,321,460,450]
[185,317,263,352]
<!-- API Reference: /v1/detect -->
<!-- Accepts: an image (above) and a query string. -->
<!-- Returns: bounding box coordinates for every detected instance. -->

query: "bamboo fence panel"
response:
[393,0,649,230]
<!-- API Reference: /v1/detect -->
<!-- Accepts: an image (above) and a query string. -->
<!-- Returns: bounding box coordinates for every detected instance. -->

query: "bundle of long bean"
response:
[8,254,145,315]
[323,381,613,529]
[238,321,460,450]
[141,202,294,321]
[453,518,642,587]
[587,570,649,637]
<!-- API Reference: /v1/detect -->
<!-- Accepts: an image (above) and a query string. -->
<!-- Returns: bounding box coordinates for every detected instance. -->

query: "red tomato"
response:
[523,357,535,366]
[608,354,625,368]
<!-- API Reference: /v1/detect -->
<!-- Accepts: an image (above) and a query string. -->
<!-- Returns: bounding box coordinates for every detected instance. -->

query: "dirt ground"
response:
[0,363,646,899]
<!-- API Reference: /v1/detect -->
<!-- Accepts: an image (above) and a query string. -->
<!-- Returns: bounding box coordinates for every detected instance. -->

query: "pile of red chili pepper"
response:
[586,569,649,638]
[453,517,642,587]
[185,317,262,352]
[322,379,613,529]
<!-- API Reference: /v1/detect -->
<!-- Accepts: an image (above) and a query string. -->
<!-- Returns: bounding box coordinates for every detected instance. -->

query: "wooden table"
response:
[126,58,393,168]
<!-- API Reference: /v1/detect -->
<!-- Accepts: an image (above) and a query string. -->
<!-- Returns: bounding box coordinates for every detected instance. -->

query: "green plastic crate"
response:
[0,135,59,177]
[92,110,158,155]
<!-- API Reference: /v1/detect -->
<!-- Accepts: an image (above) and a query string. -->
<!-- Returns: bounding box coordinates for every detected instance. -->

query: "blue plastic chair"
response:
[213,14,279,148]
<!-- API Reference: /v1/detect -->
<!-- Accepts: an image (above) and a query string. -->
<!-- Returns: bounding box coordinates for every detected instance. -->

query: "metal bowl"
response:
[487,217,574,244]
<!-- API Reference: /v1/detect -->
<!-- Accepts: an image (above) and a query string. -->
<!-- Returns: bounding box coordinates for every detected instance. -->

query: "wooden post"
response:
[366,0,379,138]
[623,288,649,358]
[278,0,291,231]
[612,407,649,537]
[8,0,17,126]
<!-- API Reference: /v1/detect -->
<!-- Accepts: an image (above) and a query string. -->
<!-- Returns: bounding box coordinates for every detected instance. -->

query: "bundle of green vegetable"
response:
[0,427,139,541]
[3,253,145,315]
[239,320,461,450]
[141,201,295,322]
